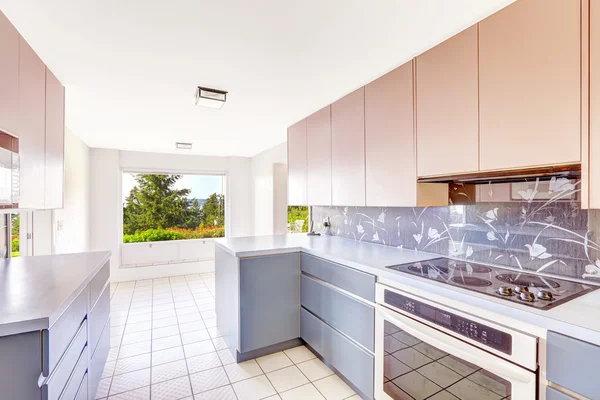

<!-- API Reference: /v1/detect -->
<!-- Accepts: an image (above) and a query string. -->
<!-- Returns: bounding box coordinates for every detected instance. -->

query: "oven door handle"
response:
[377,305,533,384]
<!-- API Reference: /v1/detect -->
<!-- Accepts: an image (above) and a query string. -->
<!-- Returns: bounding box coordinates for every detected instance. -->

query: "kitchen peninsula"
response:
[215,234,600,400]
[0,251,111,400]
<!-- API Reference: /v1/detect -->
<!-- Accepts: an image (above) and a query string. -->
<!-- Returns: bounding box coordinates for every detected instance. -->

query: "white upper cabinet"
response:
[331,88,366,207]
[45,68,65,209]
[0,11,19,136]
[589,0,599,209]
[416,25,479,177]
[287,119,307,206]
[306,106,331,206]
[18,37,47,210]
[479,0,581,171]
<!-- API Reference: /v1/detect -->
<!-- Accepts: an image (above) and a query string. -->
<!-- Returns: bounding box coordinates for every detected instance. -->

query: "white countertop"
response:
[214,234,600,345]
[0,251,111,337]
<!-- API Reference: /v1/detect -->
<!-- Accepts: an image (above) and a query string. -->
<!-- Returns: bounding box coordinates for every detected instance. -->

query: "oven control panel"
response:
[384,289,512,355]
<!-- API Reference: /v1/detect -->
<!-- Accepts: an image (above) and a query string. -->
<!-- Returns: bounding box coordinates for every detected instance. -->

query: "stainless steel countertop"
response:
[214,234,600,345]
[0,251,111,337]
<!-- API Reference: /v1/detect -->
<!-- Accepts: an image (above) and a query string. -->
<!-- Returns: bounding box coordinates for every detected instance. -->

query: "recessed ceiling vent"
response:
[195,86,227,109]
[175,142,192,150]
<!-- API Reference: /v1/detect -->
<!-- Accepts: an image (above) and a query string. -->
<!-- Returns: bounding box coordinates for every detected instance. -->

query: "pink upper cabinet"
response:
[416,25,479,177]
[0,11,19,136]
[479,0,581,171]
[590,0,600,208]
[45,68,65,210]
[331,88,366,207]
[306,105,332,206]
[287,119,307,206]
[19,37,47,210]
[365,61,416,206]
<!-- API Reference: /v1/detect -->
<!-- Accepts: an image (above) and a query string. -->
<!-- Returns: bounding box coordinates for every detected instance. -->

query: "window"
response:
[10,213,19,257]
[287,206,308,233]
[122,173,225,243]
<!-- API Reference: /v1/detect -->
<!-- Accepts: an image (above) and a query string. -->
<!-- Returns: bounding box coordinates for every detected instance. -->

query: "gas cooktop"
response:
[386,257,596,310]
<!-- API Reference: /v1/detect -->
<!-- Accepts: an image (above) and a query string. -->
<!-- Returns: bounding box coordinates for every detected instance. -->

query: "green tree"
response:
[288,206,308,232]
[201,193,225,226]
[11,213,19,237]
[123,174,203,234]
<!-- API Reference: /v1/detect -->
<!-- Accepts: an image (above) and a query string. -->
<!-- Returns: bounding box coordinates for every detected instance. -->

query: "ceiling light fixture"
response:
[195,86,227,109]
[176,142,192,150]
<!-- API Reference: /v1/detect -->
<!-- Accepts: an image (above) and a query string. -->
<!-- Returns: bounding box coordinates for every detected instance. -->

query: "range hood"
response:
[417,164,581,185]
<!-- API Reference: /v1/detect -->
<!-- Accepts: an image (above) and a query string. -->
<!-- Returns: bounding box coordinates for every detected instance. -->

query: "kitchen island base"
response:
[0,252,111,400]
[215,241,376,400]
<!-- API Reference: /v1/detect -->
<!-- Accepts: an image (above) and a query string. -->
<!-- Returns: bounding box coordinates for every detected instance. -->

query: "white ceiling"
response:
[0,0,514,157]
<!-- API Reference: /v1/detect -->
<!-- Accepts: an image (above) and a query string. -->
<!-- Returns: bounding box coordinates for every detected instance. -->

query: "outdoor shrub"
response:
[123,227,224,243]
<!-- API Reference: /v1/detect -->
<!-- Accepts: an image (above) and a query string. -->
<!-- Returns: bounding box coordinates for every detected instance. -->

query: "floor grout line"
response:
[173,277,196,400]
[107,275,352,400]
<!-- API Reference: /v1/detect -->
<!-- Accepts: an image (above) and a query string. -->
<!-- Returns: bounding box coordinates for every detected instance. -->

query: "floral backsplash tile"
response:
[312,178,600,282]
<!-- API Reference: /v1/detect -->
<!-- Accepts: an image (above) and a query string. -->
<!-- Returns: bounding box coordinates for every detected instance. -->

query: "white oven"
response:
[375,283,538,399]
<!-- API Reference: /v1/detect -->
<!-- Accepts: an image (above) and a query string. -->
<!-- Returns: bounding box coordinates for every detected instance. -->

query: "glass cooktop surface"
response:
[386,257,596,310]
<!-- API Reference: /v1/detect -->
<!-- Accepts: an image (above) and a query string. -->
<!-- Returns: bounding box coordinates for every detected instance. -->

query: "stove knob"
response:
[519,291,535,302]
[536,290,554,301]
[498,286,513,296]
[514,286,529,293]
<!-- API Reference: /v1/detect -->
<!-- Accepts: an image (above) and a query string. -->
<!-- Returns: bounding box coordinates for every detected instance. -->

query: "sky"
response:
[122,173,224,203]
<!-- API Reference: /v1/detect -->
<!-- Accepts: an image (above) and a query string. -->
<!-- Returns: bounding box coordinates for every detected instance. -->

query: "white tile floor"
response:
[100,274,360,400]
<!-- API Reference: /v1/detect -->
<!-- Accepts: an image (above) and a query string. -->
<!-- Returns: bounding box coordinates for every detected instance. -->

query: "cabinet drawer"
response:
[42,320,87,400]
[43,286,89,376]
[75,373,88,400]
[301,308,374,399]
[546,387,577,400]
[89,284,110,354]
[547,331,600,399]
[88,318,110,400]
[301,253,375,301]
[301,274,374,352]
[59,346,88,400]
[90,261,109,309]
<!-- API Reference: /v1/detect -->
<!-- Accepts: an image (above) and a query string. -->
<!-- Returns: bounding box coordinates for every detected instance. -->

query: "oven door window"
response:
[384,320,512,399]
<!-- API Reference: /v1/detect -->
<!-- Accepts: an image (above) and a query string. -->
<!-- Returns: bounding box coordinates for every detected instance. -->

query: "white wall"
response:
[273,162,288,235]
[250,142,287,235]
[89,149,254,281]
[89,148,121,274]
[53,128,91,254]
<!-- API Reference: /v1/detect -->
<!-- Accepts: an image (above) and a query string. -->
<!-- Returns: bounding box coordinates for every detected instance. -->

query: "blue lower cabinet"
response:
[240,253,300,353]
[301,274,375,352]
[547,331,600,400]
[301,307,374,399]
[88,318,110,400]
[301,253,376,302]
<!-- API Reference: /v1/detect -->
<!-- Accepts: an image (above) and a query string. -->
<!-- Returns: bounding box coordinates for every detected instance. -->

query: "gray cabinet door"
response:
[301,274,375,352]
[547,331,600,400]
[301,253,375,301]
[42,320,87,400]
[43,285,89,376]
[301,307,374,399]
[240,253,300,353]
[58,346,88,400]
[88,318,110,400]
[75,373,88,400]
[88,284,110,354]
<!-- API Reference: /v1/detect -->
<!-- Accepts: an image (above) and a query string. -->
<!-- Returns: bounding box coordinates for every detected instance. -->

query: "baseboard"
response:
[111,260,215,282]
[236,338,304,363]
